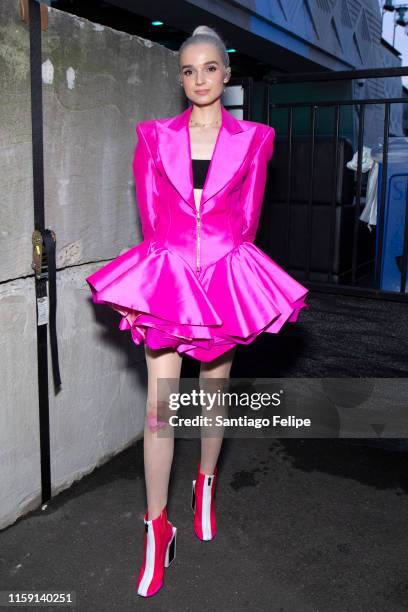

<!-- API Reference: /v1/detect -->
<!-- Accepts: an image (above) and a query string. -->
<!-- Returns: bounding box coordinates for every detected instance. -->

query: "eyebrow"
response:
[181,60,220,69]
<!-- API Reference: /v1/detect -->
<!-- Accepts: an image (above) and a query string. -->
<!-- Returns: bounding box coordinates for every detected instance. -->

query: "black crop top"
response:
[192,159,211,189]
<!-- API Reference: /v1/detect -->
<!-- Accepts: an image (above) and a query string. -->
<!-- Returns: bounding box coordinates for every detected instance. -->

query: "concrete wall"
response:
[0,0,183,530]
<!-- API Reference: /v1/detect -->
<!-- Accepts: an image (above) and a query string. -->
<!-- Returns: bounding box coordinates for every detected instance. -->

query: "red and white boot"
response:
[136,504,177,597]
[191,462,218,541]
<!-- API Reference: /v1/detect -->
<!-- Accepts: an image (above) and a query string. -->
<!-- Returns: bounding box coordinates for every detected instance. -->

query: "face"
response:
[179,42,230,106]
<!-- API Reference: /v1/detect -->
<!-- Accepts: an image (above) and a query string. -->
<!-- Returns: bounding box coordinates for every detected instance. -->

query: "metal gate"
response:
[257,66,408,303]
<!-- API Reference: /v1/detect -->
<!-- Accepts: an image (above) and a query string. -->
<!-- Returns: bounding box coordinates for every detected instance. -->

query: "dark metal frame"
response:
[263,66,408,302]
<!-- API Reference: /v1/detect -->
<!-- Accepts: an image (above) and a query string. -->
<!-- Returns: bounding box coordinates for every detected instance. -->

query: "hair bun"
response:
[192,25,220,40]
[179,25,230,70]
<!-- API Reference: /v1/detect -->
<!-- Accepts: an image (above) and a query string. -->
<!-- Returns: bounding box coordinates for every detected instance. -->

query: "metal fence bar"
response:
[286,106,294,269]
[302,282,408,299]
[328,105,341,285]
[374,103,390,291]
[351,103,366,286]
[271,96,407,109]
[266,66,408,83]
[401,177,408,295]
[306,105,317,280]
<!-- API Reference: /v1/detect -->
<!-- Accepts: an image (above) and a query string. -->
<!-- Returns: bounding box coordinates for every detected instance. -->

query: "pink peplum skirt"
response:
[85,240,310,362]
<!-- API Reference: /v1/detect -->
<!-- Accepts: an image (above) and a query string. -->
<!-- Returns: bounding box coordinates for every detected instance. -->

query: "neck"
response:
[189,101,222,125]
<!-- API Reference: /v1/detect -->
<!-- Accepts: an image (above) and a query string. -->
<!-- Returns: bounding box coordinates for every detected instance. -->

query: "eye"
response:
[183,69,192,76]
[207,65,217,72]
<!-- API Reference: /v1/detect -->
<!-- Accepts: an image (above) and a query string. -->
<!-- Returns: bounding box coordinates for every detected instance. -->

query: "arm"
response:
[132,122,160,241]
[240,126,275,243]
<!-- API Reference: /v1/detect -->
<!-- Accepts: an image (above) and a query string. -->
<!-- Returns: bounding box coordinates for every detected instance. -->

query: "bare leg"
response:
[143,345,183,520]
[198,347,236,474]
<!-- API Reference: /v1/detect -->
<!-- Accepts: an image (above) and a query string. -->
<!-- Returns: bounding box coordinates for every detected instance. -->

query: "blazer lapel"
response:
[156,103,257,211]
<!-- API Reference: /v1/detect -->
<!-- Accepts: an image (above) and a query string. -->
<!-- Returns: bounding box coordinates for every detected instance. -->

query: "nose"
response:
[195,70,206,85]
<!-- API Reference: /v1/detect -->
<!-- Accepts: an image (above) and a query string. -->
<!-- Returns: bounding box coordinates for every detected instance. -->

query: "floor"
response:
[1,290,407,611]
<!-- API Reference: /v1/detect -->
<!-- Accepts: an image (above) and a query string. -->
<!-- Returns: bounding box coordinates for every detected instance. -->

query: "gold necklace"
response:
[189,117,221,128]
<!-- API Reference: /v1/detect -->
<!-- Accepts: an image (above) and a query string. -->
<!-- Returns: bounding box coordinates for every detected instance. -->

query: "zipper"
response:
[189,119,222,277]
[196,207,201,275]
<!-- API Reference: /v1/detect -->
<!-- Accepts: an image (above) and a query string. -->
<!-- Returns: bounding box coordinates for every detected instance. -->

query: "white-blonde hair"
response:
[178,25,230,69]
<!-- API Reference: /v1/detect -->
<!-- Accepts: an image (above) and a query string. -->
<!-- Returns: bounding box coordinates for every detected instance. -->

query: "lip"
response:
[195,90,210,95]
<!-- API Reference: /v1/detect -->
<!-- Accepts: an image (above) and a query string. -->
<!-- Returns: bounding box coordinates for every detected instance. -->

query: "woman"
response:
[86,25,309,597]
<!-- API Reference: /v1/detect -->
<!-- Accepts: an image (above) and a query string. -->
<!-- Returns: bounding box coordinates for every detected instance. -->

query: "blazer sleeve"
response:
[240,126,275,243]
[132,122,160,242]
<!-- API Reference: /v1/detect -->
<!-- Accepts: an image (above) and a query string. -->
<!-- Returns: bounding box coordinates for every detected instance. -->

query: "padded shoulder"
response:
[135,119,158,152]
[240,119,274,135]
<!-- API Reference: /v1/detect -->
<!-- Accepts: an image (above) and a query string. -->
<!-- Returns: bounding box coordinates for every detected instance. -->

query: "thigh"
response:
[199,348,236,422]
[199,346,237,379]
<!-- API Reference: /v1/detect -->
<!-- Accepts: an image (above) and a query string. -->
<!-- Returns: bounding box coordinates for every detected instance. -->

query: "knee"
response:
[145,412,165,432]
[199,373,231,390]
[145,399,170,432]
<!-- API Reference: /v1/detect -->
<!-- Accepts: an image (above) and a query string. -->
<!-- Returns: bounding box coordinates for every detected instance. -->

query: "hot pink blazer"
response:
[86,103,309,362]
[134,102,275,265]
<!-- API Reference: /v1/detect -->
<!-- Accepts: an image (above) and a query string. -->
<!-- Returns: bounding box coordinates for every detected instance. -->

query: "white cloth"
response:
[359,161,379,232]
[346,146,378,232]
[346,145,374,173]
